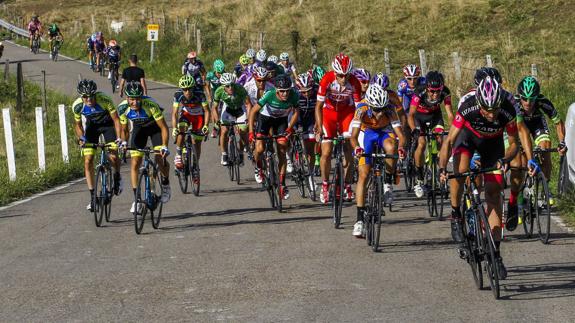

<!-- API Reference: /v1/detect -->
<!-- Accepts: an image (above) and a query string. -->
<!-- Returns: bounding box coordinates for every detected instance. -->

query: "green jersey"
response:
[206,70,222,93]
[213,83,248,111]
[257,88,299,118]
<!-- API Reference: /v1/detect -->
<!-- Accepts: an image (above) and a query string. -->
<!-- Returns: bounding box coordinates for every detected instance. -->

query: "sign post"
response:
[147,24,159,63]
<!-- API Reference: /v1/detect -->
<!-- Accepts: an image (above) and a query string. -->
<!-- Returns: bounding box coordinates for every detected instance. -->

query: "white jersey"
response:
[243,77,274,105]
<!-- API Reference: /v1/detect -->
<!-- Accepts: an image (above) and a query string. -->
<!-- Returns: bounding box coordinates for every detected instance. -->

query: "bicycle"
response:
[50,36,62,61]
[420,124,449,219]
[222,121,246,185]
[31,33,40,54]
[519,147,556,244]
[96,52,106,77]
[84,143,115,227]
[398,136,416,193]
[109,59,120,93]
[256,134,285,212]
[330,134,346,229]
[449,167,501,300]
[127,147,165,234]
[289,130,316,201]
[175,130,206,196]
[360,149,399,252]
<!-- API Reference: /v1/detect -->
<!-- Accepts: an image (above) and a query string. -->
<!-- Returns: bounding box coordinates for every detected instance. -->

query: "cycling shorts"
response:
[83,120,117,156]
[414,111,444,133]
[130,123,163,158]
[220,106,248,131]
[178,110,204,141]
[257,114,288,144]
[322,106,355,140]
[358,128,395,166]
[453,127,504,183]
[524,117,551,146]
[296,109,316,141]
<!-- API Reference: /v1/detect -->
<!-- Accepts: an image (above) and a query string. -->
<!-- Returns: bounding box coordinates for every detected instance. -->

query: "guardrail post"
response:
[16,62,23,112]
[452,52,461,82]
[58,104,69,163]
[196,28,201,54]
[2,108,16,181]
[35,107,45,171]
[41,70,47,122]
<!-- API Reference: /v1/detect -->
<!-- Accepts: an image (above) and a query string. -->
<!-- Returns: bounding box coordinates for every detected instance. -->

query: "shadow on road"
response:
[501,261,575,300]
[380,237,457,253]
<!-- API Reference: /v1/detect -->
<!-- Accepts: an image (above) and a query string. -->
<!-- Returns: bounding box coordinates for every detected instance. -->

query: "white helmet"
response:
[256,49,267,62]
[245,48,256,59]
[365,84,389,109]
[267,55,278,64]
[253,66,270,80]
[279,52,289,61]
[219,73,237,86]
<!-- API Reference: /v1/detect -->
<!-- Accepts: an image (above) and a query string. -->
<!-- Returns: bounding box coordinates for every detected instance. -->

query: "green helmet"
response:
[312,65,325,83]
[213,59,225,73]
[124,81,144,98]
[178,75,195,89]
[517,76,540,100]
[239,54,250,65]
[49,23,58,32]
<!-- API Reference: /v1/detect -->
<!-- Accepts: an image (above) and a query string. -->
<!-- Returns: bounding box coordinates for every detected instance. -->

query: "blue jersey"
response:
[397,77,426,112]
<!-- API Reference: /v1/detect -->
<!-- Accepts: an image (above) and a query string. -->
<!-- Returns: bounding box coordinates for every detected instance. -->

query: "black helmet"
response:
[77,79,97,96]
[474,67,502,86]
[275,74,292,90]
[425,71,444,90]
[265,61,277,72]
[124,81,144,97]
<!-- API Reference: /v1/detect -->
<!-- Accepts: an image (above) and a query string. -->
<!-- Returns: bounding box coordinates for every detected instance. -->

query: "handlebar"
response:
[359,153,399,159]
[447,167,499,180]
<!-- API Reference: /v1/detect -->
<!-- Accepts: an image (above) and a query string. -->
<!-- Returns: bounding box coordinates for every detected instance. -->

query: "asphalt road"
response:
[1,42,574,322]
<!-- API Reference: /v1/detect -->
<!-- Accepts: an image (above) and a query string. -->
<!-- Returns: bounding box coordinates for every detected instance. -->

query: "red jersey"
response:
[317,71,362,111]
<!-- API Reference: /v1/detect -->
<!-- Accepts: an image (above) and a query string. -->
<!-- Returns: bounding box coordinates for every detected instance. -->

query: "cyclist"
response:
[439,76,521,279]
[265,61,285,80]
[309,65,325,86]
[104,39,121,83]
[118,82,171,211]
[314,53,363,204]
[249,74,300,199]
[278,52,298,80]
[93,32,106,72]
[507,76,567,228]
[172,75,210,171]
[353,68,371,98]
[409,71,453,198]
[47,23,64,59]
[27,15,43,52]
[397,64,426,112]
[87,33,96,69]
[246,48,256,65]
[267,55,279,64]
[351,84,405,237]
[206,59,226,137]
[245,66,275,105]
[234,54,251,77]
[214,73,252,166]
[181,51,211,103]
[255,49,267,66]
[72,80,123,211]
[294,72,319,174]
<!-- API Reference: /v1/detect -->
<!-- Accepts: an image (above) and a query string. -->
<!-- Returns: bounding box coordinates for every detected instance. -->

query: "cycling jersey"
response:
[48,27,60,38]
[237,68,253,86]
[72,92,116,124]
[296,89,318,139]
[94,39,105,52]
[410,87,451,114]
[27,21,42,34]
[206,70,222,93]
[317,71,362,111]
[352,101,400,131]
[173,90,204,116]
[278,62,296,75]
[104,45,121,60]
[397,77,426,112]
[213,83,249,116]
[118,96,164,127]
[516,95,560,144]
[258,88,299,118]
[182,59,205,82]
[244,78,274,104]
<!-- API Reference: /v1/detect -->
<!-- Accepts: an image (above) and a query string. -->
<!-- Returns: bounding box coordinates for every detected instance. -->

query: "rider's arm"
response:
[248,104,262,134]
[244,96,253,115]
[517,120,534,161]
[391,114,405,149]
[171,102,180,130]
[350,126,361,149]
[443,96,454,127]
[157,118,170,147]
[74,120,84,142]
[202,103,210,128]
[110,112,122,140]
[140,77,148,96]
[439,120,462,170]
[314,100,324,134]
[504,123,520,163]
[407,101,417,131]
[288,106,299,130]
[556,120,566,142]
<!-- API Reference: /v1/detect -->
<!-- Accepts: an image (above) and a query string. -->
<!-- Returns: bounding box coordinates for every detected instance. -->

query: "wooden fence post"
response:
[91,14,96,33]
[184,18,189,44]
[58,104,69,163]
[35,107,45,172]
[16,62,23,113]
[196,28,202,54]
[418,49,427,75]
[41,70,47,122]
[259,32,264,49]
[531,64,538,77]
[486,55,493,68]
[452,52,461,82]
[219,26,224,56]
[384,48,391,75]
[291,31,299,62]
[3,59,8,81]
[2,108,16,181]
[310,38,318,65]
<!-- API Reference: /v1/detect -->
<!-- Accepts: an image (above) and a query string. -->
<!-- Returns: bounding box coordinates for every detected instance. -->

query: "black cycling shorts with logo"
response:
[453,127,504,168]
[414,111,444,133]
[257,114,288,136]
[85,120,117,144]
[130,123,163,150]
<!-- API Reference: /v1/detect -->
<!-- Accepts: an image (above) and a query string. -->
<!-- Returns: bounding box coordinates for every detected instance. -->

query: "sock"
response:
[509,190,518,206]
[451,205,461,218]
[161,177,169,185]
[89,189,94,198]
[357,206,366,222]
[133,188,137,200]
[280,174,286,186]
[417,167,424,181]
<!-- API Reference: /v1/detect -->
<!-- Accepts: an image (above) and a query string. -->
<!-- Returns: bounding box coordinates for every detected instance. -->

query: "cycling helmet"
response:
[256,49,267,62]
[332,53,353,75]
[275,74,292,90]
[425,71,444,90]
[108,39,117,47]
[187,51,197,59]
[90,33,97,42]
[96,31,103,39]
[311,65,325,83]
[219,73,237,86]
[239,54,250,65]
[365,84,389,110]
[296,73,314,91]
[279,52,289,61]
[265,61,277,73]
[476,76,503,111]
[178,75,195,89]
[49,23,58,32]
[403,64,421,77]
[213,59,225,73]
[124,81,144,98]
[370,72,389,89]
[352,68,371,82]
[517,76,540,100]
[253,66,269,80]
[268,55,279,64]
[474,67,502,86]
[32,15,39,21]
[77,79,97,96]
[246,48,256,59]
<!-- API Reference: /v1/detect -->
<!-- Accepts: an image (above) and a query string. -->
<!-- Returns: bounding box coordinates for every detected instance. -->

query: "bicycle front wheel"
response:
[535,172,551,244]
[150,167,164,229]
[176,148,189,194]
[93,166,106,227]
[104,166,113,222]
[462,202,483,290]
[372,176,383,252]
[228,137,236,182]
[191,146,201,196]
[332,161,344,229]
[523,181,535,238]
[477,206,500,299]
[134,171,148,234]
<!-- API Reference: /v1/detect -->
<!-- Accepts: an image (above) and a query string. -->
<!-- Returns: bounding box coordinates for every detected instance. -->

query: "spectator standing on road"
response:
[120,54,147,97]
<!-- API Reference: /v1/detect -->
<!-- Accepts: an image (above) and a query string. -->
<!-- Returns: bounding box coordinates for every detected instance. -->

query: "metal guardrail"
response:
[0,18,28,37]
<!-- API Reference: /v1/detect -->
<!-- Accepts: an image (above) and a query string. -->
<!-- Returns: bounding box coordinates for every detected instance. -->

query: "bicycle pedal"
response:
[457,247,469,260]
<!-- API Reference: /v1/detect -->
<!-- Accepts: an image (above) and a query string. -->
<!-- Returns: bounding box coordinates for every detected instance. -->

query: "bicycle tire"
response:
[150,169,164,229]
[365,177,375,246]
[271,156,282,212]
[301,153,316,201]
[372,176,383,252]
[462,200,483,290]
[535,172,551,244]
[404,157,414,193]
[93,166,105,227]
[191,145,201,196]
[104,166,113,222]
[557,155,567,197]
[176,148,189,194]
[134,171,147,234]
[234,153,241,185]
[293,151,306,198]
[265,156,276,208]
[523,180,535,238]
[332,161,344,229]
[477,206,500,299]
[227,136,236,181]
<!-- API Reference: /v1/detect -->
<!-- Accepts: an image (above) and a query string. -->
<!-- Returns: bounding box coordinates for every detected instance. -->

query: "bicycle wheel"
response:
[176,148,189,194]
[93,165,106,227]
[557,155,568,198]
[234,147,241,185]
[104,166,113,222]
[404,156,414,193]
[477,206,500,299]
[462,202,483,290]
[523,180,535,238]
[535,172,551,244]
[293,150,306,198]
[134,171,148,234]
[365,178,374,246]
[150,169,164,230]
[271,157,282,212]
[191,145,201,196]
[431,162,441,218]
[372,176,383,252]
[332,161,344,229]
[227,137,236,181]
[302,154,316,201]
[438,179,446,221]
[264,156,276,208]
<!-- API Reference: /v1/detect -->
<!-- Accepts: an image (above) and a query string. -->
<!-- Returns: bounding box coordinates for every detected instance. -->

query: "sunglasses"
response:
[299,88,312,93]
[336,73,347,78]
[520,96,536,102]
[277,89,290,94]
[406,77,417,81]
[255,79,267,83]
[224,84,233,88]
[427,89,442,94]
[360,80,370,85]
[82,95,95,99]
[182,88,193,92]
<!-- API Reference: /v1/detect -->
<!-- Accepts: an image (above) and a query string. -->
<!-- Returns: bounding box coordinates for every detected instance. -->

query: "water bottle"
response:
[466,208,476,237]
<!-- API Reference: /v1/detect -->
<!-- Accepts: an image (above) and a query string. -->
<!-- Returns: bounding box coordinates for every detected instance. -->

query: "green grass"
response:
[0,76,83,206]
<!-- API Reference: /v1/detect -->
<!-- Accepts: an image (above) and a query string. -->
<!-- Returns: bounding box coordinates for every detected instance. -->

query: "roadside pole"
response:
[147,24,159,63]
